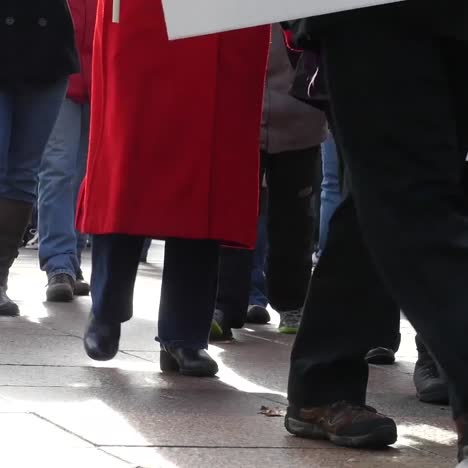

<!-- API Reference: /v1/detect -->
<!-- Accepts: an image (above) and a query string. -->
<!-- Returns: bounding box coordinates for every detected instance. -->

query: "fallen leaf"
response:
[259,406,285,417]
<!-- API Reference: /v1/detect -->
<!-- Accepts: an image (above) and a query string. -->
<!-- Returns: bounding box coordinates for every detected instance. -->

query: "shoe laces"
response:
[281,309,302,325]
[332,401,377,413]
[48,273,74,286]
[418,361,440,379]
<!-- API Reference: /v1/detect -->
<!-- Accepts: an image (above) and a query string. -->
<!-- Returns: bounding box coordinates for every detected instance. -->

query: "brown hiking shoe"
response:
[285,401,397,448]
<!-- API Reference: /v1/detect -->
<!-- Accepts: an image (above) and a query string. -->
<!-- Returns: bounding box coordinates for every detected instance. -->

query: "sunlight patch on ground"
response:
[396,423,457,448]
[209,345,287,398]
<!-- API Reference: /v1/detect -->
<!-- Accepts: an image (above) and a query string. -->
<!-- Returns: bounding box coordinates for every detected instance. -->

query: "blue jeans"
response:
[38,98,90,280]
[249,214,268,307]
[319,135,343,252]
[0,80,68,204]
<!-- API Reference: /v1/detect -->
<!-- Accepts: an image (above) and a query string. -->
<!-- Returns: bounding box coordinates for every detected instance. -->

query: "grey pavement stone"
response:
[105,446,454,468]
[0,413,91,447]
[1,448,134,468]
[1,247,458,467]
[0,386,315,449]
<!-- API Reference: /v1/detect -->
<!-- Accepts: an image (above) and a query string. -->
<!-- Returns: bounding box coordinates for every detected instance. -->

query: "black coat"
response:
[0,0,79,82]
[287,0,468,50]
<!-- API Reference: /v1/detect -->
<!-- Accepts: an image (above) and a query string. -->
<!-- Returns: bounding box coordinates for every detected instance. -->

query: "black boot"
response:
[84,315,121,361]
[0,199,33,316]
[413,335,449,404]
[160,346,218,377]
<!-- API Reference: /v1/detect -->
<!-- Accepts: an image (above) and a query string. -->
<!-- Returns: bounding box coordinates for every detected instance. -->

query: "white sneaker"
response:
[25,230,39,250]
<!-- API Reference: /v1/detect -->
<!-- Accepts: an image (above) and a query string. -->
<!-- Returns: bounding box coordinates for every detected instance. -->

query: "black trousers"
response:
[289,4,468,417]
[91,235,218,349]
[216,147,321,326]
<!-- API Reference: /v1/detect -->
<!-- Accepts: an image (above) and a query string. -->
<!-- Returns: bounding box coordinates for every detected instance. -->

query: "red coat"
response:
[76,0,269,248]
[67,0,97,103]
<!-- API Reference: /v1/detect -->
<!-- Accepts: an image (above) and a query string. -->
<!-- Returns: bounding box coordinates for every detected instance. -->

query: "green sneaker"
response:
[278,309,302,334]
[210,319,223,340]
[209,309,233,342]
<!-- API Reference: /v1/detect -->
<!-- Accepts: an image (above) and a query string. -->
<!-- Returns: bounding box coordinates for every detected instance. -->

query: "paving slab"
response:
[1,448,134,468]
[105,446,454,468]
[2,246,459,467]
[0,386,315,449]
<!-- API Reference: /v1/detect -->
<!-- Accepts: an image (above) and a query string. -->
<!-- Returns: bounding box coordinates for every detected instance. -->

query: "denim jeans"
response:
[0,79,68,204]
[249,214,268,307]
[319,135,343,253]
[38,98,90,280]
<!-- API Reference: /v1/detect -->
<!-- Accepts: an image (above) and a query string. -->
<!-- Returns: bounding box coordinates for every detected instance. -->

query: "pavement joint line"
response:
[250,394,287,406]
[97,445,340,450]
[0,363,114,368]
[97,446,142,466]
[120,351,158,363]
[236,333,292,346]
[30,412,99,448]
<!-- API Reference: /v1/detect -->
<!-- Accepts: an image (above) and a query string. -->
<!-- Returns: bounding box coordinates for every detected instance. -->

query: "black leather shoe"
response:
[246,305,271,324]
[46,273,75,302]
[160,347,218,377]
[413,349,449,404]
[84,315,121,361]
[0,286,19,316]
[365,347,396,365]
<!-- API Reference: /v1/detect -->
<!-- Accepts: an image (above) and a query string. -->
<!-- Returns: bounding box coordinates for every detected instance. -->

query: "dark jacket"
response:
[260,24,327,154]
[0,0,79,82]
[67,0,98,103]
[288,0,468,49]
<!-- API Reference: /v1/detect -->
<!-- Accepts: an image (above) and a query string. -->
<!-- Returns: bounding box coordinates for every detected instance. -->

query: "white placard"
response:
[162,0,405,40]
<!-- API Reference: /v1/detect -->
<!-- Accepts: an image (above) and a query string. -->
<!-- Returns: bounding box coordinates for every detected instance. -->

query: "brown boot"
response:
[285,401,397,448]
[0,199,33,316]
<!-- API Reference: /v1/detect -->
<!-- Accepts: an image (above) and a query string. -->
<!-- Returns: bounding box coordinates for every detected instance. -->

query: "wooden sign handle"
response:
[112,0,120,23]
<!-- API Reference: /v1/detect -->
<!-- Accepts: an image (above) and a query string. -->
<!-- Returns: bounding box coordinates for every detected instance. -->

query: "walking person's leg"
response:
[318,134,342,254]
[39,98,83,301]
[318,133,401,365]
[84,234,144,361]
[287,195,400,445]
[286,5,468,460]
[0,79,68,315]
[73,103,91,296]
[213,246,253,341]
[158,238,219,377]
[265,147,320,334]
[322,8,468,421]
[246,212,270,324]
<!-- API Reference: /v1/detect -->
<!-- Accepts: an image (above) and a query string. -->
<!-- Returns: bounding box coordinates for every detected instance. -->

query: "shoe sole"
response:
[366,355,396,365]
[160,366,218,378]
[84,342,119,362]
[285,416,397,448]
[47,286,74,303]
[0,302,20,317]
[417,390,449,405]
[160,351,218,378]
[74,286,90,297]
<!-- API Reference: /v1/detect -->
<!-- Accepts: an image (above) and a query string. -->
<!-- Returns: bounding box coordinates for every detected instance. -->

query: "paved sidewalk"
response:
[0,243,458,467]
